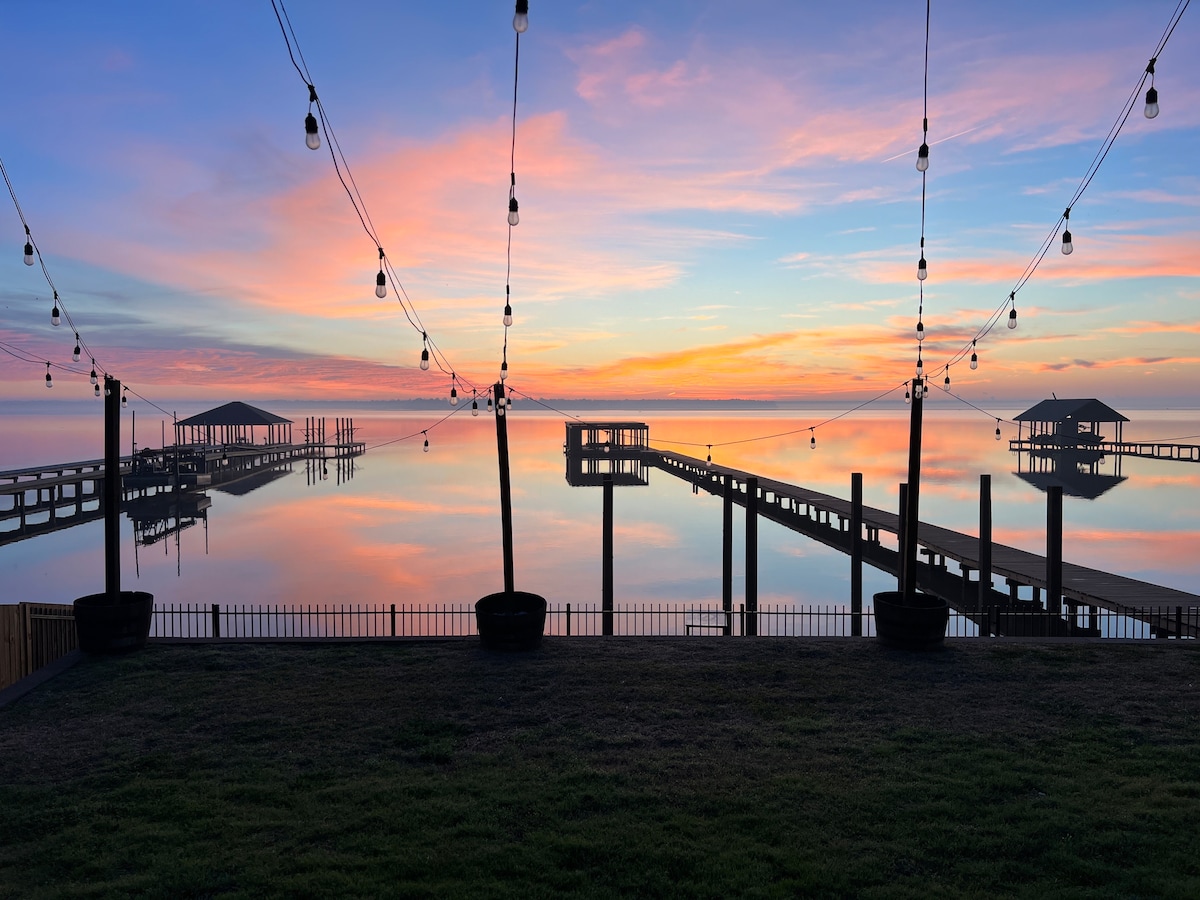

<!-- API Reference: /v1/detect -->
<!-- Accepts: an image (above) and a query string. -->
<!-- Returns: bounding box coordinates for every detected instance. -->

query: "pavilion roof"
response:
[176,402,292,427]
[1014,399,1128,424]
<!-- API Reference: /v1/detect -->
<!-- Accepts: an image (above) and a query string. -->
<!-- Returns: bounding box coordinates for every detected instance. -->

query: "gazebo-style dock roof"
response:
[1014,398,1127,447]
[175,402,294,447]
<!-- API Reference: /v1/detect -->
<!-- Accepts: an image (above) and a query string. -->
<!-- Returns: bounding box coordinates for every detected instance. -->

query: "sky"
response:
[1,0,1198,407]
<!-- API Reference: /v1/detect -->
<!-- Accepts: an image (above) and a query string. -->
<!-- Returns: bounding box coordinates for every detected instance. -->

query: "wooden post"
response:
[900,377,924,600]
[104,377,121,602]
[722,476,733,635]
[211,603,220,639]
[898,482,908,578]
[851,472,863,636]
[494,382,515,594]
[978,474,992,612]
[390,603,396,637]
[602,472,614,636]
[1047,484,1063,616]
[745,476,758,636]
[566,602,572,636]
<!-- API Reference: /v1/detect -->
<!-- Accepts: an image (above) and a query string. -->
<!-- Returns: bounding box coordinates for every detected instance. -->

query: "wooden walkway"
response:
[1011,438,1200,463]
[649,450,1200,630]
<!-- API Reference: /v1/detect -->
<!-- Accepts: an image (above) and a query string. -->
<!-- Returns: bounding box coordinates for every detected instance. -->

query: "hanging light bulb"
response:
[923,380,930,398]
[904,387,911,404]
[121,388,127,408]
[917,255,927,281]
[513,0,529,33]
[375,248,387,299]
[1008,308,1017,329]
[304,85,321,150]
[449,378,458,405]
[943,369,951,391]
[500,360,508,382]
[995,419,1002,441]
[51,302,61,327]
[1144,85,1159,119]
[497,397,507,417]
[471,397,479,416]
[44,363,53,388]
[970,340,978,370]
[916,142,929,172]
[105,382,111,397]
[915,353,924,377]
[508,196,519,227]
[1144,58,1159,118]
[705,446,712,468]
[487,395,494,412]
[916,319,925,342]
[809,429,816,450]
[503,302,513,327]
[24,241,34,266]
[89,360,98,385]
[1061,208,1073,255]
[73,334,81,362]
[420,333,430,371]
[423,432,430,452]
[94,382,101,398]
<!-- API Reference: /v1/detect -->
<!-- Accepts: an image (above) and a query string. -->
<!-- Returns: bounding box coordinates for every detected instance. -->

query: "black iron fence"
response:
[149,602,1199,641]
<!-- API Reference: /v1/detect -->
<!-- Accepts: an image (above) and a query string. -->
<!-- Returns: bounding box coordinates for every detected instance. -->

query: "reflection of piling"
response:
[978,475,992,614]
[851,473,863,636]
[602,473,614,635]
[1047,485,1063,615]
[745,476,758,636]
[104,377,122,601]
[722,477,733,635]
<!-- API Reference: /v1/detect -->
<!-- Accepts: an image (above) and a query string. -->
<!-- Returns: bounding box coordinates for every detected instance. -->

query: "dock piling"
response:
[1047,485,1063,615]
[602,473,614,635]
[851,473,863,636]
[745,476,758,636]
[979,474,992,614]
[722,477,733,635]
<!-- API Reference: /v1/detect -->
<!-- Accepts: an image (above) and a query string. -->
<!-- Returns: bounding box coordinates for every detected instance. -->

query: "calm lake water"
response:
[3,402,1199,612]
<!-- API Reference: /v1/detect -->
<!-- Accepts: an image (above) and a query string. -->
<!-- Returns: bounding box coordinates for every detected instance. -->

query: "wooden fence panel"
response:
[0,602,76,691]
[1,604,25,691]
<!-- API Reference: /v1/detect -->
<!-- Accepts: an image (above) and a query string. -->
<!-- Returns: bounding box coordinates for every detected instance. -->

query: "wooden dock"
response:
[649,450,1200,637]
[1011,438,1200,463]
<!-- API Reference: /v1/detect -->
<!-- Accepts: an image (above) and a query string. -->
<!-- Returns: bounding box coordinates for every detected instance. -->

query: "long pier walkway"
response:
[1011,438,1200,463]
[649,449,1200,636]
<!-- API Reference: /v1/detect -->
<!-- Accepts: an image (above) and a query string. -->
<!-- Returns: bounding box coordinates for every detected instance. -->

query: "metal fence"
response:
[148,602,1199,641]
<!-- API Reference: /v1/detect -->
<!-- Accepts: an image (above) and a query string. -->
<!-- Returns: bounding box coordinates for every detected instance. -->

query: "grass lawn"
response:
[2,638,1199,898]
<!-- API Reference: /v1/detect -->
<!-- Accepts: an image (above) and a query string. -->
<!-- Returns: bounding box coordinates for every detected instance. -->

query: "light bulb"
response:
[508,197,519,226]
[513,0,529,33]
[375,270,387,299]
[73,337,81,362]
[305,112,321,150]
[23,241,34,265]
[45,364,52,388]
[472,398,479,416]
[420,348,430,371]
[916,320,925,342]
[995,420,1002,441]
[105,384,111,397]
[506,396,512,408]
[1061,229,1073,255]
[89,362,98,385]
[121,390,127,408]
[943,373,951,391]
[423,435,429,453]
[970,350,978,370]
[916,356,923,377]
[1008,308,1017,330]
[503,303,513,327]
[51,305,61,326]
[810,431,816,450]
[1145,86,1159,119]
[498,400,506,417]
[450,385,458,405]
[705,448,712,468]
[916,142,929,172]
[94,382,101,397]
[904,388,911,404]
[487,396,493,412]
[500,360,508,382]
[917,256,927,281]
[922,381,930,398]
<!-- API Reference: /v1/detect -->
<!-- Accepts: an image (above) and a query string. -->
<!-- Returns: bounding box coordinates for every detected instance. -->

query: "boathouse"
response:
[174,402,294,448]
[1014,398,1127,447]
[564,422,650,487]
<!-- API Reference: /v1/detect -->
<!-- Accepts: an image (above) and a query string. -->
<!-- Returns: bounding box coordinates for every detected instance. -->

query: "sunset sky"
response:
[1,0,1197,405]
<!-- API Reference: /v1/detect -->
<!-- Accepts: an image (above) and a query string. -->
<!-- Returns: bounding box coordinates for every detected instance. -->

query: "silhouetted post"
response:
[897,481,908,574]
[899,377,924,599]
[745,476,758,636]
[493,382,515,594]
[722,477,733,635]
[1047,484,1063,616]
[104,376,121,602]
[978,474,993,612]
[602,472,614,636]
[851,472,863,636]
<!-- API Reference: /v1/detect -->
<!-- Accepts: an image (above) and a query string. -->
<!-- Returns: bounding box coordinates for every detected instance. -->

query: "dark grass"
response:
[2,639,1199,898]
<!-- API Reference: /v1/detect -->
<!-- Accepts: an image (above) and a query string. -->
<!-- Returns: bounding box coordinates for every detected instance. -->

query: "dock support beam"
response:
[745,476,758,636]
[1047,484,1063,616]
[978,474,992,614]
[602,472,614,636]
[722,476,733,635]
[104,376,121,601]
[850,472,863,636]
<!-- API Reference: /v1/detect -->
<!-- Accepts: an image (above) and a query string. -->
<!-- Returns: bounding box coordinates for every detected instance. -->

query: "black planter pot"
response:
[873,590,948,650]
[476,591,547,651]
[73,591,155,654]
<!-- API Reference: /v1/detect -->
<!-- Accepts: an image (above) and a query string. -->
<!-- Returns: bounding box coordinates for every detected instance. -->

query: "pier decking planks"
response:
[649,449,1200,617]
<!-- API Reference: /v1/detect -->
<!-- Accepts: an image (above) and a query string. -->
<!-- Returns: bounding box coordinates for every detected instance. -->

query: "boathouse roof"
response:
[1014,399,1128,424]
[176,402,292,427]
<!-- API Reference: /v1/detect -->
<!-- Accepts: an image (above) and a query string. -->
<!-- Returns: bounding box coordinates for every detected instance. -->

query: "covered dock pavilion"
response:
[1014,398,1128,448]
[174,402,294,448]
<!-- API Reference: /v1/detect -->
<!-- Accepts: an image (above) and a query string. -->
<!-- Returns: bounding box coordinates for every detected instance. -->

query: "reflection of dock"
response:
[650,449,1200,638]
